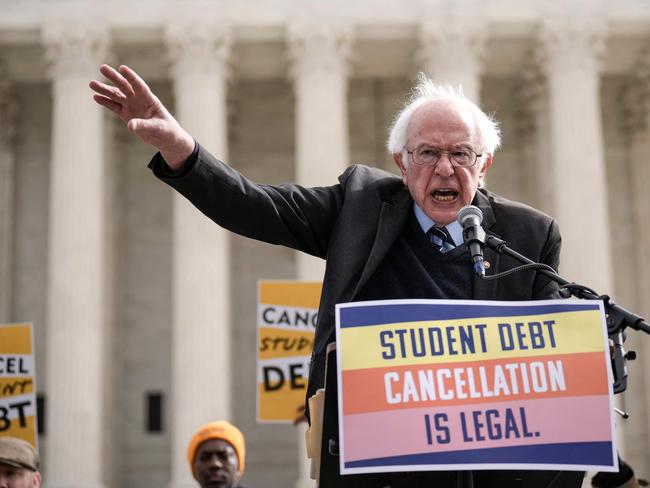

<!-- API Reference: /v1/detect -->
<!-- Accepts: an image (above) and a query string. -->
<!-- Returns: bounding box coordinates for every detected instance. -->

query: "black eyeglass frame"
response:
[404,145,483,168]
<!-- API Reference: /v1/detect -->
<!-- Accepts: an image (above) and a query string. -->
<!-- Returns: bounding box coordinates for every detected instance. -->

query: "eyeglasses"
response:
[405,145,482,167]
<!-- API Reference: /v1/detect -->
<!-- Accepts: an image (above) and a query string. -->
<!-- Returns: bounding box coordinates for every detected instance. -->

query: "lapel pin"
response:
[484,260,491,269]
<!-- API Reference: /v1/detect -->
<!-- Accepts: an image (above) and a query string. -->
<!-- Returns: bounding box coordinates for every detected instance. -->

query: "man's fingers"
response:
[92,94,123,117]
[99,64,136,98]
[119,65,151,99]
[89,80,127,103]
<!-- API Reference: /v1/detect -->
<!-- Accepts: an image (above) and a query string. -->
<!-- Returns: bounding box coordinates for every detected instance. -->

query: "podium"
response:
[313,342,585,488]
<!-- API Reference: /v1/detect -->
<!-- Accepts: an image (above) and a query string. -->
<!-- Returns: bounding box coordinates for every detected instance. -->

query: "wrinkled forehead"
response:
[407,99,480,147]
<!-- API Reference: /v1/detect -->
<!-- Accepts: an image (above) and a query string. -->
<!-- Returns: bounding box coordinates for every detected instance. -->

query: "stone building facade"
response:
[1,0,650,486]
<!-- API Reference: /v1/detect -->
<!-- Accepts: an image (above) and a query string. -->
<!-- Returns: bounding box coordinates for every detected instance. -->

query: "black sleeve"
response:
[532,218,563,299]
[149,143,345,259]
[151,140,200,178]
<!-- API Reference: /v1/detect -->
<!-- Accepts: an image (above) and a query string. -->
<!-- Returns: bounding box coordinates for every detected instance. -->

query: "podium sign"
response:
[335,299,617,474]
[0,323,38,447]
[257,281,321,423]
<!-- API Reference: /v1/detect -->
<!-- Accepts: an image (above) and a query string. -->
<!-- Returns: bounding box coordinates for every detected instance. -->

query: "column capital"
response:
[164,22,232,80]
[620,45,650,134]
[0,63,18,147]
[416,19,487,71]
[287,22,353,81]
[513,56,547,141]
[415,19,487,101]
[41,21,110,78]
[537,18,608,76]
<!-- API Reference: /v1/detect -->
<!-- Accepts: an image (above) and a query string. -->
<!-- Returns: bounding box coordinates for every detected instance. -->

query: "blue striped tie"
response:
[428,226,451,252]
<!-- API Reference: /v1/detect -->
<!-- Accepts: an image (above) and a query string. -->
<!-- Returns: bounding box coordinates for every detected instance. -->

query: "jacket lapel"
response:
[350,188,502,300]
[352,189,411,298]
[472,190,501,300]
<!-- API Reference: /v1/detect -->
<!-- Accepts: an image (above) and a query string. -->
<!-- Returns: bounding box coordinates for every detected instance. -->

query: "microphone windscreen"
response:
[458,205,483,226]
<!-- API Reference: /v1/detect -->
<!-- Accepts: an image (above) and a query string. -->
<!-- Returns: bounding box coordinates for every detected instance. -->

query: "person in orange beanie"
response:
[187,421,247,488]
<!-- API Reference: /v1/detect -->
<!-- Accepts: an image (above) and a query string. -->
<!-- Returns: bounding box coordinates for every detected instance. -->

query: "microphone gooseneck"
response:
[457,205,486,277]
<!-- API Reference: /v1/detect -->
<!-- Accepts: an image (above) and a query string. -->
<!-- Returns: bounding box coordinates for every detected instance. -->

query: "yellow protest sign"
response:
[0,323,38,447]
[257,281,321,423]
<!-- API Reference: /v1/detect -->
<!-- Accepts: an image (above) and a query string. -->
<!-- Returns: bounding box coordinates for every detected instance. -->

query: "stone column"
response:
[287,23,352,487]
[514,59,554,215]
[165,23,233,488]
[0,64,17,322]
[539,20,613,293]
[417,20,486,103]
[42,22,110,487]
[620,59,650,476]
[288,22,352,281]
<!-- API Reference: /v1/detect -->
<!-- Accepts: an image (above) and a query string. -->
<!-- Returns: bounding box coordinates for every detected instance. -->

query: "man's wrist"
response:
[160,132,196,171]
[160,140,199,177]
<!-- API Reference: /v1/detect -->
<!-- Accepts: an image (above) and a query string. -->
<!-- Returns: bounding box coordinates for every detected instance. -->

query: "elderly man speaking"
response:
[90,64,582,487]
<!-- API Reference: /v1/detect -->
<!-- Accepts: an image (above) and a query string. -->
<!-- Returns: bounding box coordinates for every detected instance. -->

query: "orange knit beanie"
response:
[187,421,246,477]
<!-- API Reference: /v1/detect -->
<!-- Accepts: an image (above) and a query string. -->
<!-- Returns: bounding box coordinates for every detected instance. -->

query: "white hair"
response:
[386,73,501,167]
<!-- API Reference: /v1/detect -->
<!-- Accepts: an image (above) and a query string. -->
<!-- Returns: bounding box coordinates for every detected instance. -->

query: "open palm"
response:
[89,64,194,167]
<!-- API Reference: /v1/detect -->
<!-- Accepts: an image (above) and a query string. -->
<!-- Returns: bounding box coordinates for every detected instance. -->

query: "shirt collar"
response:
[413,203,463,247]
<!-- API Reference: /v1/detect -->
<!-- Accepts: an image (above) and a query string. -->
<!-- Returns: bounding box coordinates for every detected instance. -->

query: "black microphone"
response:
[458,205,486,277]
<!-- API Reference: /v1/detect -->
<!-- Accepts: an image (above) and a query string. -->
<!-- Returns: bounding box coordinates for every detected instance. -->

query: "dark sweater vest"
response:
[355,211,473,301]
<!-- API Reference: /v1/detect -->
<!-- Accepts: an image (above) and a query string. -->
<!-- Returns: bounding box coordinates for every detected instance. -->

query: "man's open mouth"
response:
[204,479,227,487]
[432,189,458,202]
[204,473,228,486]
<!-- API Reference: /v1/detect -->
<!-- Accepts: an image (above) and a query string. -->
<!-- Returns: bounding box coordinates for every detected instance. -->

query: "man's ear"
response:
[33,471,42,487]
[478,154,493,186]
[235,458,242,481]
[393,152,408,184]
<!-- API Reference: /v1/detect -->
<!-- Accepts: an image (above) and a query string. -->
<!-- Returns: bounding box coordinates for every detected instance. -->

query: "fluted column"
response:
[288,23,352,282]
[287,23,351,487]
[514,59,554,214]
[42,22,110,488]
[539,20,613,293]
[0,64,17,322]
[165,22,232,488]
[417,20,486,103]
[620,56,650,476]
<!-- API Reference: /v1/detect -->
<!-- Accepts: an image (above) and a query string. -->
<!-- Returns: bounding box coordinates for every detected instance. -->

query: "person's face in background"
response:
[394,99,492,226]
[193,439,239,488]
[0,465,41,488]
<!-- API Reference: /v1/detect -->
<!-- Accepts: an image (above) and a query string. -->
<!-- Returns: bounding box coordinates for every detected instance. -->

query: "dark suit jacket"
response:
[151,144,561,402]
[151,146,584,487]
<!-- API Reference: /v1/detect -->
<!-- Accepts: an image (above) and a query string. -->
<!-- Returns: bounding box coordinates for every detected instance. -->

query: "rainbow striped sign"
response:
[335,299,617,474]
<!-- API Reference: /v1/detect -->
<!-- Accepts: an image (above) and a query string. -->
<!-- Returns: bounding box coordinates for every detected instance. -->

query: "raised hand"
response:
[89,64,195,170]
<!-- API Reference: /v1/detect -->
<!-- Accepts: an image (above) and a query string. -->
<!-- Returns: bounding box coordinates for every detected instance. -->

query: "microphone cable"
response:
[478,262,558,281]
